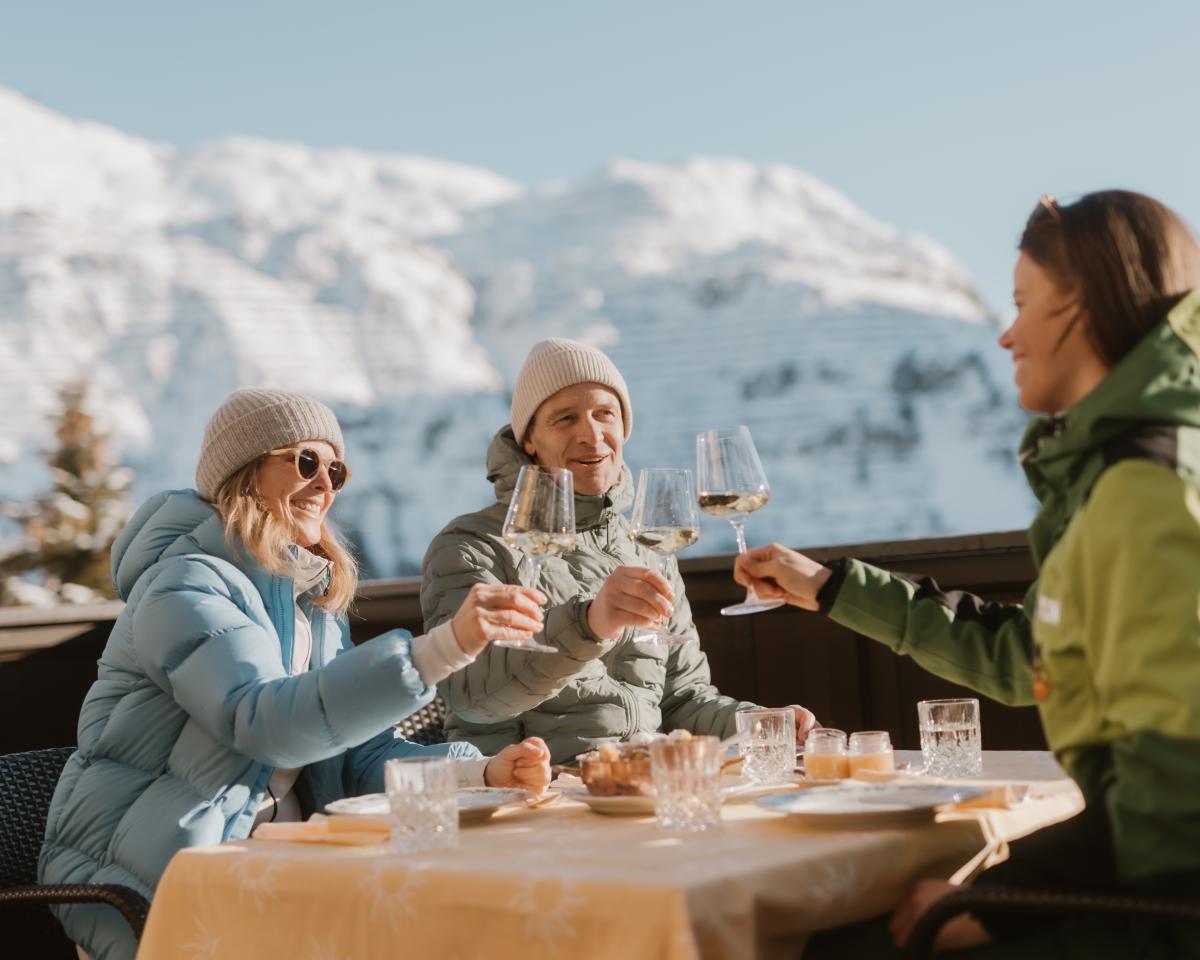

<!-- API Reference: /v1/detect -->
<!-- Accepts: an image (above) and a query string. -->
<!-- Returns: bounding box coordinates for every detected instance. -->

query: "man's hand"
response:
[733,544,831,611]
[587,566,675,640]
[451,583,548,656]
[785,705,819,743]
[484,737,552,795]
[889,879,990,952]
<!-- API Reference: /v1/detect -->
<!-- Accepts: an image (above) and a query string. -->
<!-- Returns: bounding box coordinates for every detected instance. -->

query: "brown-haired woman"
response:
[739,191,1200,958]
[39,388,552,960]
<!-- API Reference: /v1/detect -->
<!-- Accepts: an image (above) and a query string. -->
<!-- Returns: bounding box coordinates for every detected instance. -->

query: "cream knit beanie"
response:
[510,338,632,442]
[196,388,344,500]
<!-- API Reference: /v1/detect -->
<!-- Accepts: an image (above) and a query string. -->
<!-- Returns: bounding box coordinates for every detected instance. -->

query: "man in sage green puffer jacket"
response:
[421,338,816,764]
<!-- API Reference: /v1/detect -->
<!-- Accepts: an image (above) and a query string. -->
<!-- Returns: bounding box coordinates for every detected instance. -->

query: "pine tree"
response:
[0,383,133,604]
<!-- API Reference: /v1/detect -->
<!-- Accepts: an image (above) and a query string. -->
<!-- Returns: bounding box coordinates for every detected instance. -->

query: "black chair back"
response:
[0,747,75,888]
[395,696,448,746]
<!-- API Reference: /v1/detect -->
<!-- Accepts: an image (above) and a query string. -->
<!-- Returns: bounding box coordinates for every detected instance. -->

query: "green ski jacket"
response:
[821,290,1200,889]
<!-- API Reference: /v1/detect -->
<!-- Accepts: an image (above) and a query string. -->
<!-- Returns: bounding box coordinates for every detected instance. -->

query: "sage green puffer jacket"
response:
[421,428,755,764]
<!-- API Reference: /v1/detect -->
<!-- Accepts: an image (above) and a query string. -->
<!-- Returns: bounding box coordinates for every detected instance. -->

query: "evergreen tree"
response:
[0,383,133,604]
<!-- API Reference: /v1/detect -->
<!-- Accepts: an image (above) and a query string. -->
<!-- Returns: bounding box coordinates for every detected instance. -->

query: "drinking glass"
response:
[917,698,982,778]
[735,707,796,785]
[384,757,459,853]
[500,464,576,653]
[695,425,784,616]
[649,735,723,832]
[629,468,700,645]
[803,728,849,780]
[847,730,895,776]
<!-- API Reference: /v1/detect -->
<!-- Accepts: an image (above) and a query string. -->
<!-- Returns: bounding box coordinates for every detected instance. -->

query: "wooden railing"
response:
[0,531,1045,755]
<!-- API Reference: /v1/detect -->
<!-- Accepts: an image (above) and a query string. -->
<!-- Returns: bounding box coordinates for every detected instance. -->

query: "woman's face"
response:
[999,253,1110,415]
[256,440,339,547]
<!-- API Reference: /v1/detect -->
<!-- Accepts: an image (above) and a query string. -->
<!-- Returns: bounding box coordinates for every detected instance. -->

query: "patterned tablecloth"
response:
[136,751,1082,960]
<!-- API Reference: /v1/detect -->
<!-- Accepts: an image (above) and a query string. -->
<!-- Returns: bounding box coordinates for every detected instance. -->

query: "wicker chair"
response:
[902,884,1200,959]
[395,695,449,745]
[0,748,151,955]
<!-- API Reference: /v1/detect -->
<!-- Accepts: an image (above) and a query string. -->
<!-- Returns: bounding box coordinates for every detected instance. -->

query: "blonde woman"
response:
[39,389,551,960]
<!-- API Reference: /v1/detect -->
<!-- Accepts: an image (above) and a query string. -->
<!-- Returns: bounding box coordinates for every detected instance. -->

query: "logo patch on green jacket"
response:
[1036,595,1062,625]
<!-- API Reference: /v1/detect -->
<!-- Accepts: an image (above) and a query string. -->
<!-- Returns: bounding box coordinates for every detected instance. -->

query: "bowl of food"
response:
[579,741,654,797]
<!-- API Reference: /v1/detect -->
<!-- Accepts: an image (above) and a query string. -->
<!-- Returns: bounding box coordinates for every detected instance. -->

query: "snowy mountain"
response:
[0,87,1033,578]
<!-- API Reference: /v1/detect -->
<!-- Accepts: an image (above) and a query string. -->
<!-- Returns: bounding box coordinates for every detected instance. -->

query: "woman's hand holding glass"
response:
[483,737,552,795]
[451,582,549,655]
[733,543,832,611]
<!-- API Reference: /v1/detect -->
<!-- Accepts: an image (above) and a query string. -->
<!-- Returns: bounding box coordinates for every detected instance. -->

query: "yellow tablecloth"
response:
[136,751,1082,960]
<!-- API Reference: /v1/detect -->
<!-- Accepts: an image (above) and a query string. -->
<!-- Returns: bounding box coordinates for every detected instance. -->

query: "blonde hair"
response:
[211,460,358,614]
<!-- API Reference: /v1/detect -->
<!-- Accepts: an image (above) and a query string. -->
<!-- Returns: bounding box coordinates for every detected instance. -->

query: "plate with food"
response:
[326,787,535,824]
[756,782,987,827]
[566,741,656,815]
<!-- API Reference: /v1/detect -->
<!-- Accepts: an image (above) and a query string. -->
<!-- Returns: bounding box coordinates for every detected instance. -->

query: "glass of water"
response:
[917,698,982,778]
[649,735,723,832]
[384,757,459,852]
[735,707,796,785]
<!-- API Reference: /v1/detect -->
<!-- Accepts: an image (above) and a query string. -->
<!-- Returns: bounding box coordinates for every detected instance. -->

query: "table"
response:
[136,751,1082,960]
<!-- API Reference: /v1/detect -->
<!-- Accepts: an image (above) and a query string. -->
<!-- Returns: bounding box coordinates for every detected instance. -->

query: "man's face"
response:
[522,383,625,496]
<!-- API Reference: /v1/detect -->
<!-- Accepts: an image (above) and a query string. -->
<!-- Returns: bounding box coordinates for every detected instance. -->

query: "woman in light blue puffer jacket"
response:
[38,389,551,960]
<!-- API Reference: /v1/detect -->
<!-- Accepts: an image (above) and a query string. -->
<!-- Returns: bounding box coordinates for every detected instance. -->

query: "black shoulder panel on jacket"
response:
[1087,423,1179,501]
[890,571,1025,633]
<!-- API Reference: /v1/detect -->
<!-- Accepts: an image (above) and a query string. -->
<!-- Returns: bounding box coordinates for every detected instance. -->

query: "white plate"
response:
[563,776,788,816]
[325,787,534,824]
[756,782,986,827]
[561,785,656,816]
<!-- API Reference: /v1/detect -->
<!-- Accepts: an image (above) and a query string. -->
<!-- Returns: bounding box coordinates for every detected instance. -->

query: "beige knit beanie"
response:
[510,338,632,442]
[196,388,344,500]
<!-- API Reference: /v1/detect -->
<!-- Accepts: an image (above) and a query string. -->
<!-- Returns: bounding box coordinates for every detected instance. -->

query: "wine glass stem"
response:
[731,518,749,555]
[656,553,675,632]
[729,517,764,605]
[527,556,544,587]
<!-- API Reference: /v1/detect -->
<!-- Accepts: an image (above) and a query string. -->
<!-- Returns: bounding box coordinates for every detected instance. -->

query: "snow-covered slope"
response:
[0,88,1033,577]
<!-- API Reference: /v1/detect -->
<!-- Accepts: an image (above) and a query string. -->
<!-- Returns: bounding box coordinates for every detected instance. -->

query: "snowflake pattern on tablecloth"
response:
[302,933,355,960]
[181,917,222,960]
[356,858,435,930]
[504,875,585,957]
[227,854,285,912]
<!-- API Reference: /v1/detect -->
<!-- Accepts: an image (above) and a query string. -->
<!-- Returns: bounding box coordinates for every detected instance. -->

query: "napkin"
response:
[850,770,1030,809]
[253,814,390,845]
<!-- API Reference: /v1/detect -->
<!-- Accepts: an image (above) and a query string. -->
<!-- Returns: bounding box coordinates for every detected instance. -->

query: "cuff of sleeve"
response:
[411,620,477,685]
[546,598,616,659]
[816,558,849,615]
[455,755,490,788]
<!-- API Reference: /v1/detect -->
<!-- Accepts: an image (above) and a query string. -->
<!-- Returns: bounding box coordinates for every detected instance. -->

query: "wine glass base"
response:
[492,639,558,653]
[630,631,695,646]
[720,598,786,616]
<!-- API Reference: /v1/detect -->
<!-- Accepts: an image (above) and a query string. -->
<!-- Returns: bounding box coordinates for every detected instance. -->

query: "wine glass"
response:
[695,425,785,616]
[499,465,576,653]
[628,468,700,645]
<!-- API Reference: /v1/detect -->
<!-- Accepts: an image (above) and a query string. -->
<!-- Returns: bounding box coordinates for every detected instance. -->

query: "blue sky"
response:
[3,0,1196,313]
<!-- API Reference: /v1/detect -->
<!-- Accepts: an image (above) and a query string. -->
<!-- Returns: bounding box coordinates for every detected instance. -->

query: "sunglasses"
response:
[267,446,351,491]
[1027,193,1062,227]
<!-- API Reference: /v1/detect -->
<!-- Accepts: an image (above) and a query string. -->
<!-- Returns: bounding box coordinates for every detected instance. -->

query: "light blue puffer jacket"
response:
[38,490,478,960]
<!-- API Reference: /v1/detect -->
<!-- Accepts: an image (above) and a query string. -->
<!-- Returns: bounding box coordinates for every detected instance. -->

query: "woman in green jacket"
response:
[737,191,1200,959]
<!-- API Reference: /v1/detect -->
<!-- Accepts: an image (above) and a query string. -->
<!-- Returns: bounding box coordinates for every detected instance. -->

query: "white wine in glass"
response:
[695,425,785,616]
[629,468,700,645]
[500,465,576,653]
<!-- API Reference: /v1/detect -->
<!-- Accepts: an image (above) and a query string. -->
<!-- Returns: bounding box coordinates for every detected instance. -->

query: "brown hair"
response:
[1020,191,1200,367]
[212,460,358,614]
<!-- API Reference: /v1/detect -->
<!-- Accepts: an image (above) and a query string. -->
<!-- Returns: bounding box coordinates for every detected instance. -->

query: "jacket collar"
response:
[485,426,634,531]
